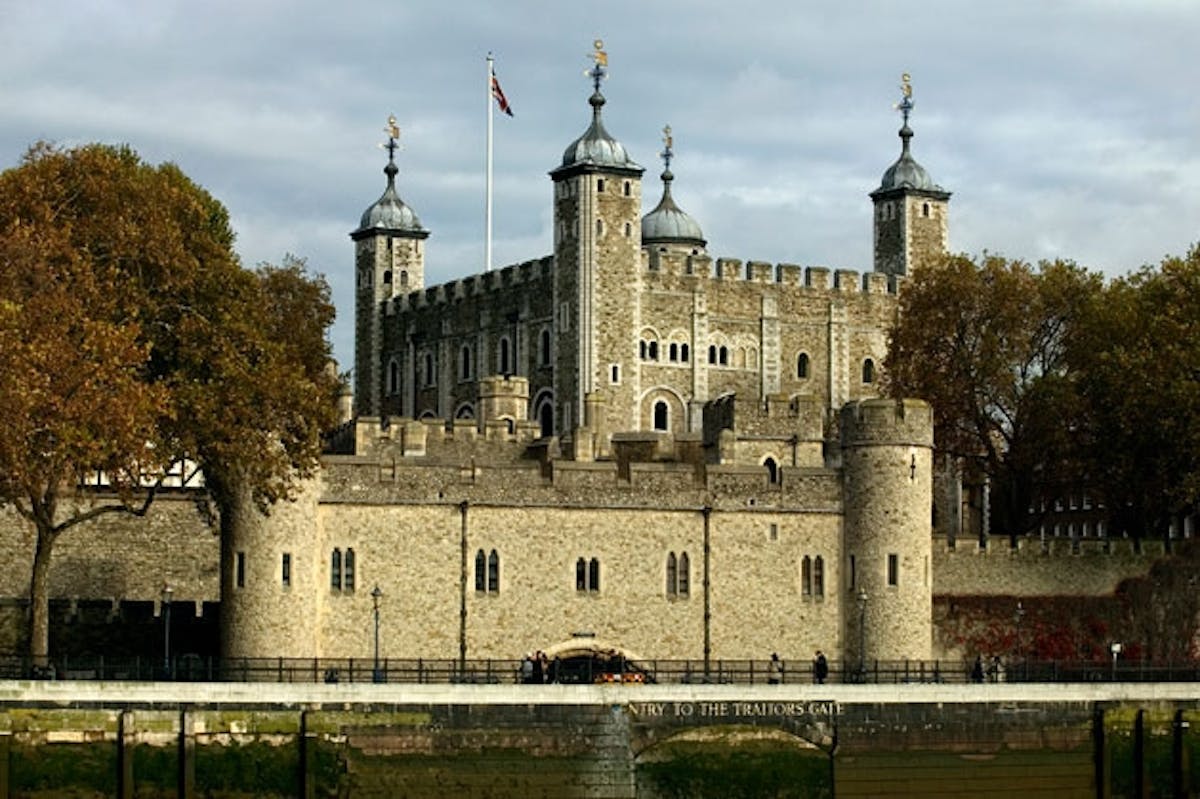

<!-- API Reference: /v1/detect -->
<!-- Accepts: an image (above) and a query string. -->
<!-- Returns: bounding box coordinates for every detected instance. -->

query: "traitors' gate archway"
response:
[627,699,835,799]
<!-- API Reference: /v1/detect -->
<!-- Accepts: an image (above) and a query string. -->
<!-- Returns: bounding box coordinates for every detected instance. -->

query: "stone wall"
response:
[1,682,1196,798]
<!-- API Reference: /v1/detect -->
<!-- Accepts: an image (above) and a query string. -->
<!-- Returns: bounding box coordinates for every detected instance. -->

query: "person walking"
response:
[768,653,784,685]
[971,655,984,683]
[813,650,828,685]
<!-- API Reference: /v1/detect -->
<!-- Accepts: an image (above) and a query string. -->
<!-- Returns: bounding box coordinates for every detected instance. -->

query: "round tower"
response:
[548,40,644,441]
[870,74,950,279]
[840,398,934,668]
[219,477,323,661]
[350,116,429,417]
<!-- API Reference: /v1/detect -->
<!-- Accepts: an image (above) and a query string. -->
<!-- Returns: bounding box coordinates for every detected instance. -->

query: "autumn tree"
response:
[884,253,1102,541]
[1068,246,1200,539]
[0,143,338,664]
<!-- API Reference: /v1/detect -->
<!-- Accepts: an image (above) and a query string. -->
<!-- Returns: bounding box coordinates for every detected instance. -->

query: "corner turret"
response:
[870,74,950,278]
[351,116,430,417]
[641,125,706,256]
[549,40,644,443]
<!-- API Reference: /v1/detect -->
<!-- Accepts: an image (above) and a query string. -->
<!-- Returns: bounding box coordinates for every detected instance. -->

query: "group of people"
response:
[970,654,1005,683]
[519,651,562,684]
[767,651,829,685]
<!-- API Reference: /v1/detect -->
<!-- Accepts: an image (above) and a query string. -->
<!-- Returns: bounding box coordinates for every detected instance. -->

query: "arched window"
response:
[708,345,717,364]
[331,548,342,591]
[383,270,392,284]
[499,337,511,375]
[813,556,824,597]
[623,180,632,196]
[764,457,779,485]
[681,344,689,363]
[597,178,606,193]
[424,353,435,386]
[640,341,648,360]
[474,549,486,592]
[801,556,812,596]
[669,343,678,362]
[922,202,930,218]
[678,552,690,597]
[487,550,500,593]
[538,402,553,438]
[389,360,400,394]
[862,358,875,384]
[575,557,601,592]
[460,345,472,380]
[343,548,356,592]
[653,401,669,431]
[796,353,809,379]
[540,329,552,366]
[666,552,678,596]
[648,341,658,360]
[399,270,408,287]
[719,346,729,365]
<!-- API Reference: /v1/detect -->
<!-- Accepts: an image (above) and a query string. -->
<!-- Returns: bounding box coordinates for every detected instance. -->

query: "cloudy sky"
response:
[3,1,1198,369]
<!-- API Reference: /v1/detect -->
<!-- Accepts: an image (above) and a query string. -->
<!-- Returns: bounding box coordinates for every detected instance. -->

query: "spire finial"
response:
[895,73,913,127]
[587,39,608,93]
[380,115,401,182]
[660,124,674,173]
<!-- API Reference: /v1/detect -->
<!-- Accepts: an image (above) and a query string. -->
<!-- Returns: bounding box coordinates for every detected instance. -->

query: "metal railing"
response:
[2,654,1198,685]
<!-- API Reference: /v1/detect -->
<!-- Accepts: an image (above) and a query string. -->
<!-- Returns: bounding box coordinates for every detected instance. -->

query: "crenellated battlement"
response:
[935,534,1168,560]
[641,248,902,296]
[841,398,934,448]
[932,534,1171,599]
[386,255,554,315]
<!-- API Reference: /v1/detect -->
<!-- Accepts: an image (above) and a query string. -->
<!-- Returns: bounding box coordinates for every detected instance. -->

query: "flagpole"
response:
[485,52,494,273]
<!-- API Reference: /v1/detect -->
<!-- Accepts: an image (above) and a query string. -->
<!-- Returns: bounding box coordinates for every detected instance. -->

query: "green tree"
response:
[1069,246,1200,539]
[884,253,1101,540]
[0,143,338,664]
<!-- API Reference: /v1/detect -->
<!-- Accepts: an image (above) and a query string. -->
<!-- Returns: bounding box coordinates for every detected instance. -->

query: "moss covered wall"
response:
[0,697,1196,798]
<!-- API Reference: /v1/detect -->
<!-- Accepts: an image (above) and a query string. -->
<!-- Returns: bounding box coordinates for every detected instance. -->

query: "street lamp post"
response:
[371,585,383,683]
[161,583,173,679]
[1014,601,1025,680]
[857,588,868,683]
[1110,642,1122,682]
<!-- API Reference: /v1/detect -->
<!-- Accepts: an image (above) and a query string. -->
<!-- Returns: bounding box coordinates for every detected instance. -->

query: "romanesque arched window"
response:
[801,556,812,596]
[764,457,780,485]
[719,346,729,366]
[343,548,356,592]
[487,550,500,593]
[862,358,875,384]
[474,549,486,592]
[460,344,472,381]
[653,401,669,431]
[681,344,689,363]
[576,557,600,592]
[797,352,809,379]
[666,552,677,596]
[648,341,658,360]
[499,337,511,375]
[669,343,678,362]
[813,556,824,597]
[678,552,690,597]
[331,548,342,591]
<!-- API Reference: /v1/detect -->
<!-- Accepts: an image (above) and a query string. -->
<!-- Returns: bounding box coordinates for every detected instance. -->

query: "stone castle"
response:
[0,56,1172,669]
